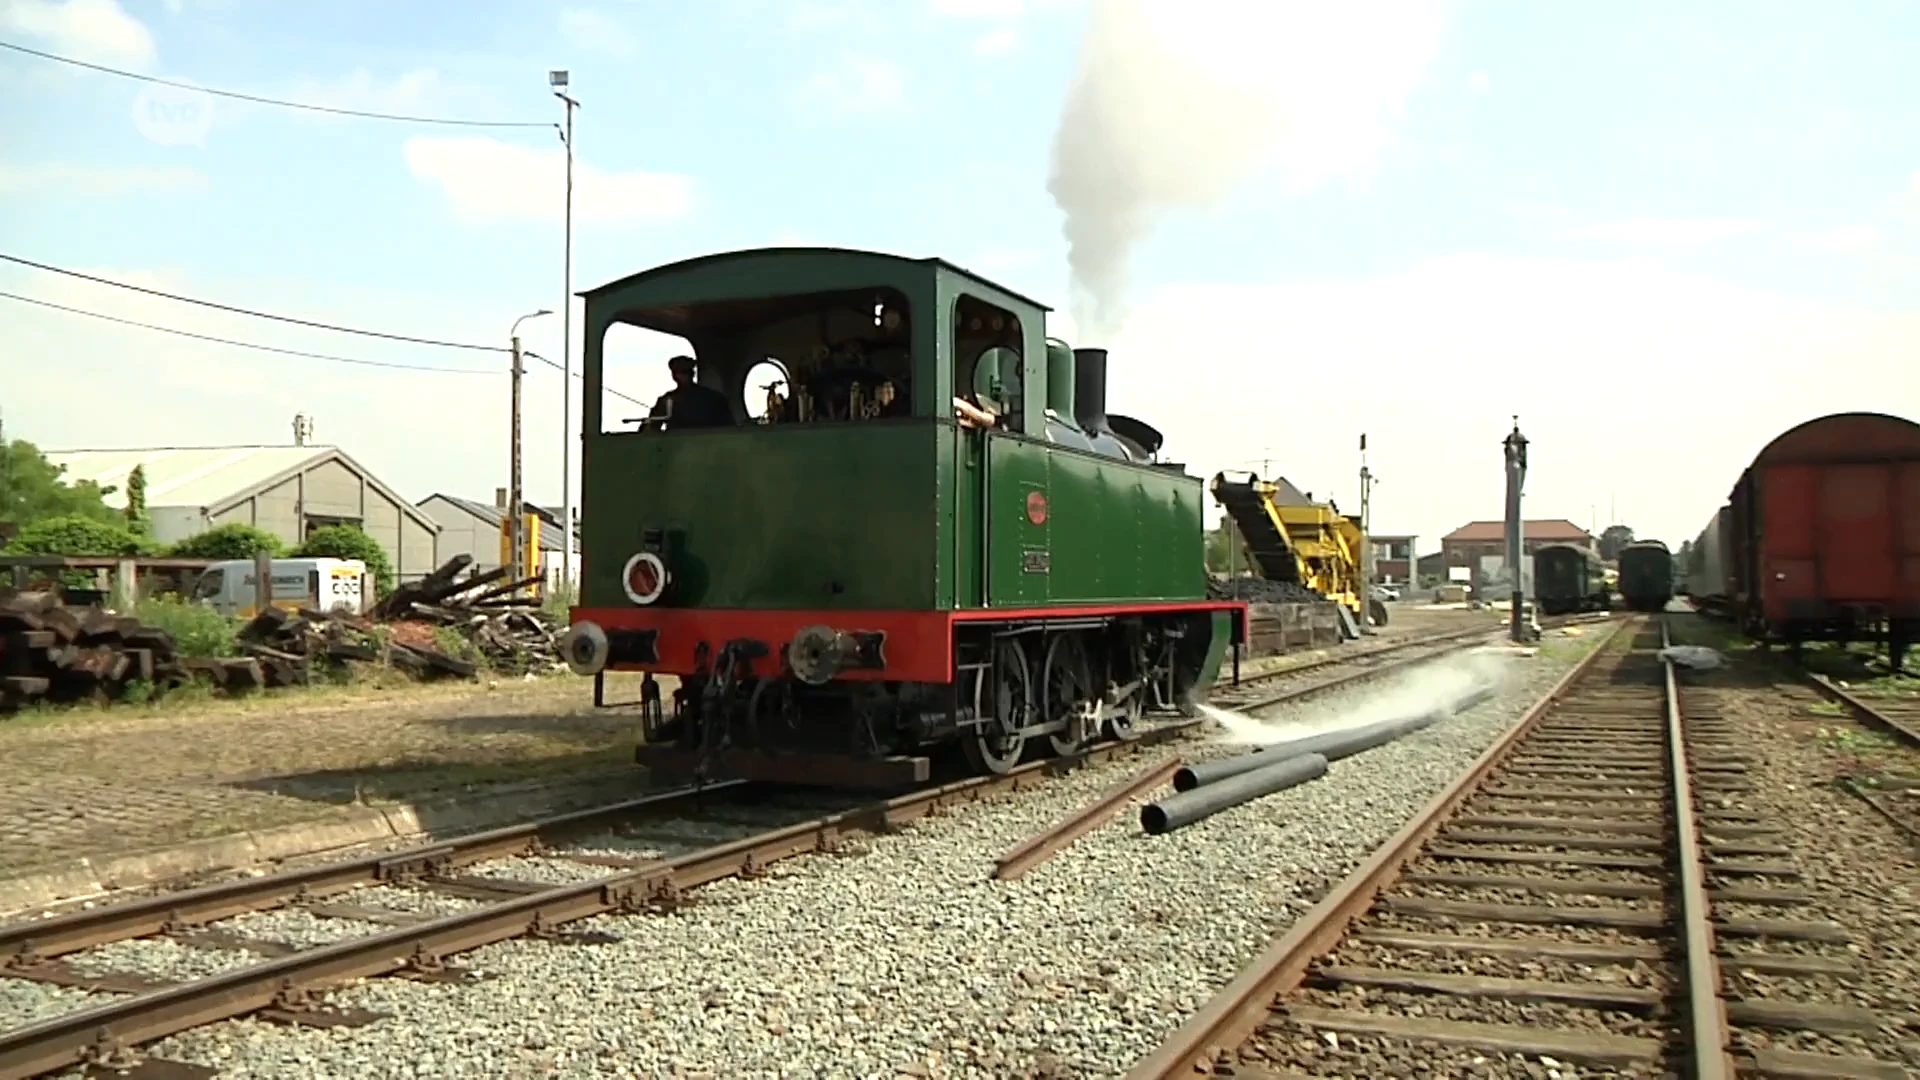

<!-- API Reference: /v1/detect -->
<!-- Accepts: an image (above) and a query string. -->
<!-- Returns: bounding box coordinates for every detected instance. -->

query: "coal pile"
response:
[0,591,190,711]
[1209,577,1325,604]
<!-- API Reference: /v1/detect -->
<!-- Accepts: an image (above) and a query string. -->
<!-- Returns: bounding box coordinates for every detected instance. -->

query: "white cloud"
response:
[1576,217,1765,248]
[973,28,1019,56]
[0,161,203,196]
[1094,254,1920,551]
[280,68,444,118]
[0,0,154,68]
[402,136,695,226]
[557,8,639,59]
[928,0,1079,17]
[1467,70,1490,93]
[1797,225,1881,255]
[793,57,907,115]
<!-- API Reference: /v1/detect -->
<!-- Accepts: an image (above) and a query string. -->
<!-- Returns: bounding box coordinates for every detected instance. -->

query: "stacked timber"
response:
[227,556,566,686]
[0,591,189,710]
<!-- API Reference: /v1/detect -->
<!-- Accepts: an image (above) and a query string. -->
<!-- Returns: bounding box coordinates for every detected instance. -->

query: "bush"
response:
[169,523,287,561]
[295,524,394,594]
[7,514,161,557]
[133,595,238,658]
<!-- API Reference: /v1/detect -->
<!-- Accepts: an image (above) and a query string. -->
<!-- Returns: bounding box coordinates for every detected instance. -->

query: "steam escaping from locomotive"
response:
[1201,648,1520,748]
[1046,0,1449,338]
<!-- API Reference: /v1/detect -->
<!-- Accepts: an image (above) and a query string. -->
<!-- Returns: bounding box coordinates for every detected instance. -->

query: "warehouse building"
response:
[44,444,442,584]
[1439,519,1594,570]
[417,490,578,588]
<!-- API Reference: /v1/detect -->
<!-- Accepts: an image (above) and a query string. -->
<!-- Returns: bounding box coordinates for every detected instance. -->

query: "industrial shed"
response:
[44,445,442,584]
[418,490,578,587]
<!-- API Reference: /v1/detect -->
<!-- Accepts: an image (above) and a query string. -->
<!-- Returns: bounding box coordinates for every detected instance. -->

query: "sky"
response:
[1,0,1918,556]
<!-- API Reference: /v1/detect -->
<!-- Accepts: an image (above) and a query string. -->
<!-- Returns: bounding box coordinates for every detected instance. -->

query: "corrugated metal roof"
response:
[421,493,574,554]
[44,446,333,510]
[44,444,442,533]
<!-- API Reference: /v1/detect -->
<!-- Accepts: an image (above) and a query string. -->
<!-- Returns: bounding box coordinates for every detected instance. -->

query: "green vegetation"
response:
[168,522,287,561]
[132,594,239,658]
[0,438,123,530]
[294,523,394,594]
[123,464,150,536]
[7,514,161,557]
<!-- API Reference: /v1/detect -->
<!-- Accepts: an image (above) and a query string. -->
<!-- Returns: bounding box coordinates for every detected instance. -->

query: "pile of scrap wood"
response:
[220,555,566,688]
[0,591,188,711]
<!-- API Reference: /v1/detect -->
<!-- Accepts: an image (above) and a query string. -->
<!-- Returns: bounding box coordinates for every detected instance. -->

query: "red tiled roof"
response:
[1442,519,1591,543]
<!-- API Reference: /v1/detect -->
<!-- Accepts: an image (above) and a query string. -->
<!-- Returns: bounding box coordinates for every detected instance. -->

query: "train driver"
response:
[646,355,734,431]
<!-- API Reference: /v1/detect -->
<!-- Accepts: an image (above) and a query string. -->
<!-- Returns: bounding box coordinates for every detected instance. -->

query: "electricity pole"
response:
[551,70,580,593]
[510,310,552,590]
[1358,433,1376,626]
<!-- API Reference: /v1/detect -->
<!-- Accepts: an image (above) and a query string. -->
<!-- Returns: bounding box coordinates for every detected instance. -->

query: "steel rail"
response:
[1123,617,1630,1079]
[1661,617,1733,1079]
[991,754,1181,881]
[1801,671,1920,749]
[0,724,1193,1080]
[0,780,752,958]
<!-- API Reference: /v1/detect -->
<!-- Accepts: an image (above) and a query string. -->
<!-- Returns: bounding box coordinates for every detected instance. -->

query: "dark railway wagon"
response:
[1684,411,1920,668]
[1616,540,1674,613]
[558,247,1246,789]
[1533,543,1610,616]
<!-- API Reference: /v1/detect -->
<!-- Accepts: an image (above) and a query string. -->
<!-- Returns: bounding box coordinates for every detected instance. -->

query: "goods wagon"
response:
[558,247,1247,789]
[1616,540,1675,613]
[1683,411,1920,667]
[1532,543,1610,616]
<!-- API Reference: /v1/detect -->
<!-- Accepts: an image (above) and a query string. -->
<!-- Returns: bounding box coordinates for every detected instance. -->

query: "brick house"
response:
[1440,519,1594,571]
[1367,534,1417,584]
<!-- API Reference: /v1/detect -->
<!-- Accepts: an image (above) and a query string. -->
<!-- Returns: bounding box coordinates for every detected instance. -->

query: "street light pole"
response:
[509,309,553,591]
[550,70,580,595]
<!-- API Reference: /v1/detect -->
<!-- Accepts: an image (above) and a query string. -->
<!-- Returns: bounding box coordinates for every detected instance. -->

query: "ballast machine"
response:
[1207,472,1382,632]
[558,246,1248,790]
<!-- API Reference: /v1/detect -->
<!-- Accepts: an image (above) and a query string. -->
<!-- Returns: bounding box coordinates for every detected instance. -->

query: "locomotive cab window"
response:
[599,286,921,432]
[953,295,1024,433]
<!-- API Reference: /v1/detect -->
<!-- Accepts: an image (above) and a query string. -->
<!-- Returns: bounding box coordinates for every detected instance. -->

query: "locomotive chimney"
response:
[1072,347,1111,434]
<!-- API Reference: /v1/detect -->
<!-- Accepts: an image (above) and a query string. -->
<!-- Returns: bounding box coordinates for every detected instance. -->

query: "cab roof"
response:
[580,246,1051,335]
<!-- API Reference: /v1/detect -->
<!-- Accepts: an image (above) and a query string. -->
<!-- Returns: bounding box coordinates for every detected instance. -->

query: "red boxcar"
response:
[1702,411,1920,666]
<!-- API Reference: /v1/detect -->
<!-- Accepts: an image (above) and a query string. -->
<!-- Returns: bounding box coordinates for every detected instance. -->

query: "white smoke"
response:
[1202,646,1520,747]
[1046,0,1451,339]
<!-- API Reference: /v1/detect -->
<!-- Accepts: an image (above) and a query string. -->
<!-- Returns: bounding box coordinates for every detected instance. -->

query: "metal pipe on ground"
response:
[1174,678,1499,793]
[1142,753,1330,836]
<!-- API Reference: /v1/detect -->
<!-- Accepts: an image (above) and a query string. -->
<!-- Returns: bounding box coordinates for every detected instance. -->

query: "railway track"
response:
[0,613,1612,1078]
[1128,614,1909,1080]
[0,725,1205,1080]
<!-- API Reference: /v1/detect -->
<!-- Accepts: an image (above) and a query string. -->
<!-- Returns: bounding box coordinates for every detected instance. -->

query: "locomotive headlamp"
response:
[621,551,670,606]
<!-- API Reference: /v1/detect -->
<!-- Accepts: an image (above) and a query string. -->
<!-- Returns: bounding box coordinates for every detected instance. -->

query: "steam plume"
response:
[1047,0,1448,338]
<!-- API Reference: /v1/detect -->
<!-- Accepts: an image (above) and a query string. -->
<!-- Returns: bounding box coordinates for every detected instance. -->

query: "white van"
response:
[188,558,369,618]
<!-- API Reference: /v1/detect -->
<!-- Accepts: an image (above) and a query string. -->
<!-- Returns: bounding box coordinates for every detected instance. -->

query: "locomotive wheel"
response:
[964,638,1033,775]
[1041,632,1098,755]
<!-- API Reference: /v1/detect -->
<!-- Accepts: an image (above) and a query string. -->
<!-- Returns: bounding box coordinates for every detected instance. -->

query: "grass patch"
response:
[132,595,239,659]
[1803,699,1845,717]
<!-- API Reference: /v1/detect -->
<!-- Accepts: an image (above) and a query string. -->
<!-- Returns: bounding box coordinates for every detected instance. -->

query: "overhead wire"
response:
[0,253,508,352]
[3,293,658,405]
[0,291,495,374]
[0,40,553,129]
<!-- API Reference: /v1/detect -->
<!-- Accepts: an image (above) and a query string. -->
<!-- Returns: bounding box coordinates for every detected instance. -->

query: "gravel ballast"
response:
[27,632,1603,1080]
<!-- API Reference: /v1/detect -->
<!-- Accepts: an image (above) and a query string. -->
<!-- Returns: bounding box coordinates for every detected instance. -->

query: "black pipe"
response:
[1072,347,1111,434]
[1142,753,1329,835]
[1176,679,1501,792]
